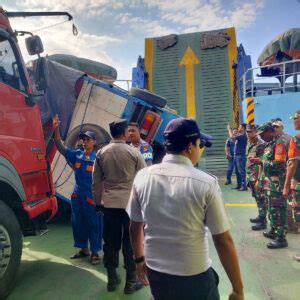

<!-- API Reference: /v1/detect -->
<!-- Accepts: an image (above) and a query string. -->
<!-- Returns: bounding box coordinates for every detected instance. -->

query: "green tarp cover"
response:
[257,28,300,65]
[47,54,117,80]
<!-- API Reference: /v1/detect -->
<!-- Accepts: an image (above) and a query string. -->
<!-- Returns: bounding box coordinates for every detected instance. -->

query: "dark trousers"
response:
[234,155,247,188]
[147,267,220,300]
[103,208,135,272]
[226,158,238,183]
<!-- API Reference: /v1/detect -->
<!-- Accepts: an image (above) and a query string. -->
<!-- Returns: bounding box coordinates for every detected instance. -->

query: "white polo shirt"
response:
[127,154,230,276]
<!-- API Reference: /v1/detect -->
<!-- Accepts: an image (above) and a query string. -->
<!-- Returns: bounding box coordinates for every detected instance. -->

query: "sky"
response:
[3,0,300,88]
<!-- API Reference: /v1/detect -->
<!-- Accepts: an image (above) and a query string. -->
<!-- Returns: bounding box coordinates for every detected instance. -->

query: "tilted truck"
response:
[0,8,75,298]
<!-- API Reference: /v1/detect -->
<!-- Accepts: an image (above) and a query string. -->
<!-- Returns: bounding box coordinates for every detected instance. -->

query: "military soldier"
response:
[246,124,266,230]
[283,109,300,261]
[272,119,291,151]
[256,122,288,249]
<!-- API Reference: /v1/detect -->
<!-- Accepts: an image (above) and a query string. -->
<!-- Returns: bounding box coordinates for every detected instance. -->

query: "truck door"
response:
[0,32,52,203]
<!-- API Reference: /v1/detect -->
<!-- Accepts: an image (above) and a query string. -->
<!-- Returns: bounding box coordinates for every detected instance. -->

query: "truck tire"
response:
[0,200,23,299]
[129,87,167,108]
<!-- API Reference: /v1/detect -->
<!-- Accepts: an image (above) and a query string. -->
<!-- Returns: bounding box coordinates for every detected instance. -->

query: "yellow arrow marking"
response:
[180,47,200,118]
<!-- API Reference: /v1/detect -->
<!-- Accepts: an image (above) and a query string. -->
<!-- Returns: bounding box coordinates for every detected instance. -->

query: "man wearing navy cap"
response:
[128,118,244,300]
[93,119,146,294]
[53,115,102,265]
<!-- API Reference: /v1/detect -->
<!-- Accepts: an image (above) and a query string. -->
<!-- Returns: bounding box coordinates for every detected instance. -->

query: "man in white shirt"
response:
[127,118,244,300]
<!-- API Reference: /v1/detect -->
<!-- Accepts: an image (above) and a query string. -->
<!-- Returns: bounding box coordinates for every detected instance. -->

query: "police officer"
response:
[128,122,153,166]
[283,109,300,261]
[256,122,288,249]
[92,119,146,294]
[53,115,102,264]
[246,124,266,230]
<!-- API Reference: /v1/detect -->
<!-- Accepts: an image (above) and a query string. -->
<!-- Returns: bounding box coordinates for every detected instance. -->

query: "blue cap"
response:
[164,118,213,146]
[78,131,96,140]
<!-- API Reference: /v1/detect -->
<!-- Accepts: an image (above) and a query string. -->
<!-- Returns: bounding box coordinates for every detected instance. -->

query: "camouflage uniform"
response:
[246,137,266,220]
[288,135,300,228]
[262,136,288,239]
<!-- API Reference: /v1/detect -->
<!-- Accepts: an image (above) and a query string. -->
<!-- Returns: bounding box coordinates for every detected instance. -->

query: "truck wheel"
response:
[0,200,23,299]
[129,87,167,108]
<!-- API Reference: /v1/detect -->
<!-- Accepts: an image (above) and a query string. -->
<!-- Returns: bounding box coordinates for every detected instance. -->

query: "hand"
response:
[226,154,231,160]
[52,114,60,130]
[95,204,104,215]
[283,186,290,198]
[255,181,260,191]
[249,157,260,164]
[229,290,244,300]
[136,262,149,286]
[227,123,231,131]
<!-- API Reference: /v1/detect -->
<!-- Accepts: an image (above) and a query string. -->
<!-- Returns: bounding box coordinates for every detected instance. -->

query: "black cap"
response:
[109,119,128,136]
[164,118,213,147]
[78,131,96,140]
[246,124,257,132]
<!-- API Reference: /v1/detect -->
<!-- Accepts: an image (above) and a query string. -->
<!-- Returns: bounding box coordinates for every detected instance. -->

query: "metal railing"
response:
[114,79,132,91]
[241,59,300,100]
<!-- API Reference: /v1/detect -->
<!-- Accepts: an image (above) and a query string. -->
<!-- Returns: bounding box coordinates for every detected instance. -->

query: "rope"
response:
[31,19,70,33]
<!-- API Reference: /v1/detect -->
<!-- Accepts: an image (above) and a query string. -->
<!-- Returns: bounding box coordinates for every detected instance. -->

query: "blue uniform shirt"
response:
[234,132,247,156]
[64,148,96,198]
[226,138,235,157]
[131,139,153,162]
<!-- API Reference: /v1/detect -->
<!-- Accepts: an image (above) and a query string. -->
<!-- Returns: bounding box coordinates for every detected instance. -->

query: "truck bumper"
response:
[23,196,58,221]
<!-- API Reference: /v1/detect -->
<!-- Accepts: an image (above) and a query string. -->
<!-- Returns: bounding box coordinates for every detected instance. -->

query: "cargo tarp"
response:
[27,59,85,140]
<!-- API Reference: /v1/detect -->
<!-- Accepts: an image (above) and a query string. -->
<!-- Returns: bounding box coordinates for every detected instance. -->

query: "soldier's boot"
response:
[267,237,288,249]
[124,271,144,294]
[107,268,121,292]
[251,219,267,231]
[263,228,276,240]
[250,216,262,223]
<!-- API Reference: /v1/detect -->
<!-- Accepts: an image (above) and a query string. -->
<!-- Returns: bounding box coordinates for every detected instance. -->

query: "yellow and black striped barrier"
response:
[246,97,255,124]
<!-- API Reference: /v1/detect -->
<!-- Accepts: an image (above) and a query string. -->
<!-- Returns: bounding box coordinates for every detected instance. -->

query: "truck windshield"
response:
[0,35,25,93]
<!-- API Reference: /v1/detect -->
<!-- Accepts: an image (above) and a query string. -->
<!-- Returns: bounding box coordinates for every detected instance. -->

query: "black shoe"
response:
[250,216,262,223]
[267,237,288,249]
[124,271,144,294]
[238,187,248,191]
[231,186,241,190]
[107,269,121,292]
[251,222,266,231]
[225,181,232,185]
[263,229,276,240]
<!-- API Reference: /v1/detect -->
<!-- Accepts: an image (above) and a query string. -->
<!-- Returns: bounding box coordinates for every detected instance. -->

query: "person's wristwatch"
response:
[134,256,145,264]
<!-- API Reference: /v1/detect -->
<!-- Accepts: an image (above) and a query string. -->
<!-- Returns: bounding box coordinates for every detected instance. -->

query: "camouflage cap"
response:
[246,124,257,132]
[289,109,300,120]
[256,122,273,134]
[272,120,284,127]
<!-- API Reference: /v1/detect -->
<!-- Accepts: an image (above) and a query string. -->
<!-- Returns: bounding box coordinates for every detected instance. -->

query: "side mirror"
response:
[25,35,44,56]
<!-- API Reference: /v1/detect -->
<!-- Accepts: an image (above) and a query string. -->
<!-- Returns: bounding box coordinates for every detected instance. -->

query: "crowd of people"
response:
[225,111,300,252]
[50,109,300,300]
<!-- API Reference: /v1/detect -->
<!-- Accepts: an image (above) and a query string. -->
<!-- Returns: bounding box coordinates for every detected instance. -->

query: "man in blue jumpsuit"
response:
[53,115,102,264]
[128,122,153,166]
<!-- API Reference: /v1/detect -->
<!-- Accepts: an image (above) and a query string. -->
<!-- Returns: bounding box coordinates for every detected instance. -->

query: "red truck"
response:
[0,8,74,297]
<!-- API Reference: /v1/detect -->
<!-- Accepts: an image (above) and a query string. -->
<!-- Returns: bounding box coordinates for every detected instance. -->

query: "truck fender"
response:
[0,156,25,202]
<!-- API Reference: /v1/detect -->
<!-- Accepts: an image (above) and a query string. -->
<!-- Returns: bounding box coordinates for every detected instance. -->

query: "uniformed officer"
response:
[283,109,300,261]
[53,116,102,264]
[256,122,288,249]
[128,122,153,166]
[92,119,146,294]
[245,124,266,230]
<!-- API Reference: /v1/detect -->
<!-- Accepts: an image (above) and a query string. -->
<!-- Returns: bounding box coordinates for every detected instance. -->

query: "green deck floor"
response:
[7,180,300,300]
